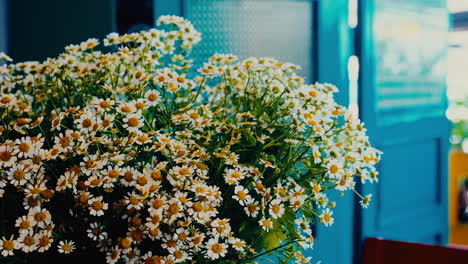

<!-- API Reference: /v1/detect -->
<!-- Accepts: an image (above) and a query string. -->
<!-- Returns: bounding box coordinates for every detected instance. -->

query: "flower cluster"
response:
[0,15,380,263]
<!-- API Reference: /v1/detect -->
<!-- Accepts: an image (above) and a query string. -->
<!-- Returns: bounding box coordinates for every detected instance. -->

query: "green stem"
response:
[240,239,303,263]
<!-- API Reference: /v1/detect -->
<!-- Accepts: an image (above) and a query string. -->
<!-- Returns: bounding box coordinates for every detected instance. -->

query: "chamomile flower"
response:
[0,144,17,168]
[319,208,334,227]
[232,185,250,205]
[259,218,273,231]
[18,231,38,253]
[7,163,31,186]
[123,114,144,132]
[88,222,108,241]
[57,240,75,254]
[88,196,109,216]
[268,199,285,219]
[30,207,52,228]
[36,231,53,252]
[0,236,18,256]
[360,194,373,209]
[144,90,161,106]
[244,198,260,217]
[106,246,121,264]
[15,215,36,234]
[14,137,35,158]
[205,237,227,260]
[326,159,344,178]
[229,237,246,252]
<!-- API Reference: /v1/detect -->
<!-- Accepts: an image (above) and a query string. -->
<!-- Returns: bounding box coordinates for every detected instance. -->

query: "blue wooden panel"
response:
[358,0,449,259]
[314,1,354,264]
[379,140,440,213]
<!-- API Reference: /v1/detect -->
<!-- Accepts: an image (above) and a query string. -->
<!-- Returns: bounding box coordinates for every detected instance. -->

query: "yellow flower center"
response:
[262,220,272,228]
[151,171,162,180]
[135,102,146,109]
[178,232,188,241]
[108,169,120,178]
[174,250,183,259]
[127,117,140,127]
[92,200,103,211]
[189,112,200,119]
[0,96,12,104]
[147,93,159,102]
[19,142,30,153]
[247,204,257,213]
[2,240,14,250]
[136,176,147,186]
[308,90,318,97]
[19,220,31,229]
[272,204,281,214]
[167,240,176,248]
[178,168,190,176]
[120,106,133,113]
[24,236,35,246]
[82,118,92,128]
[231,171,242,178]
[14,169,25,180]
[0,150,11,161]
[119,238,131,249]
[192,203,203,212]
[39,235,50,247]
[237,191,247,200]
[99,101,111,108]
[168,204,180,214]
[59,137,70,147]
[129,196,139,205]
[330,164,339,174]
[124,172,134,181]
[211,243,223,254]
[152,199,163,209]
[35,212,47,222]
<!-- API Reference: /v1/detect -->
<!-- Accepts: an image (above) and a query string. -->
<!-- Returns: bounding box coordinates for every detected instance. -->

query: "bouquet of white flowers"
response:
[0,15,380,264]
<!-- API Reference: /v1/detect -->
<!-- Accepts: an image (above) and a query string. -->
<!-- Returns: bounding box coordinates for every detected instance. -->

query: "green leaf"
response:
[255,228,286,253]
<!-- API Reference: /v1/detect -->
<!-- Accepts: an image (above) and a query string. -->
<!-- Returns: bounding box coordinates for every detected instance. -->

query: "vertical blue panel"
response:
[314,1,353,264]
[358,0,449,260]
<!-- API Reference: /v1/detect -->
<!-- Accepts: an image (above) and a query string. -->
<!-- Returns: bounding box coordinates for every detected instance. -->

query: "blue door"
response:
[358,0,449,253]
[154,1,353,263]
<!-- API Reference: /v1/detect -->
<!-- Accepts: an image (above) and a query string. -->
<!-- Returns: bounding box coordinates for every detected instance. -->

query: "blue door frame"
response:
[357,0,449,260]
[154,1,353,263]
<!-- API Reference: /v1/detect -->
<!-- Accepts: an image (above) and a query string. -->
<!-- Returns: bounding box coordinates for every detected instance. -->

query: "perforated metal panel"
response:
[185,0,315,79]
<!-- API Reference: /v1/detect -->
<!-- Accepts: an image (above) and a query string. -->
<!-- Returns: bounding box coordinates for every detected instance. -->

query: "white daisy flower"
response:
[205,237,227,260]
[57,240,75,254]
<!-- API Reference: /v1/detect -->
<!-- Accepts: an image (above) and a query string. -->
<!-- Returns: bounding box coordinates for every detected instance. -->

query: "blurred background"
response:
[1,0,467,263]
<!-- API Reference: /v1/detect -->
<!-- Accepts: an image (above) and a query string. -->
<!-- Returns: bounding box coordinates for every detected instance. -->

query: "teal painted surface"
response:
[313,1,354,264]
[358,0,449,258]
[154,1,354,263]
